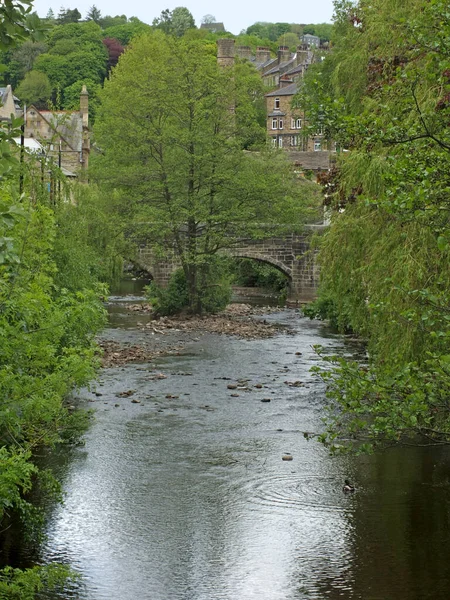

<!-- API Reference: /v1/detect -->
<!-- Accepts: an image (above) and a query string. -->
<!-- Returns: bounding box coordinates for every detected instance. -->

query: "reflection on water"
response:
[33,305,450,600]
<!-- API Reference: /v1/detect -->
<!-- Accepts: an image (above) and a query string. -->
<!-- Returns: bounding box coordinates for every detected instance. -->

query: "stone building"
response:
[24,85,90,177]
[265,79,333,170]
[0,85,21,121]
[216,38,333,171]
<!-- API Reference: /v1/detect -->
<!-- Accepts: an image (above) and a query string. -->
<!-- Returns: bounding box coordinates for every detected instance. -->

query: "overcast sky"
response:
[32,0,335,35]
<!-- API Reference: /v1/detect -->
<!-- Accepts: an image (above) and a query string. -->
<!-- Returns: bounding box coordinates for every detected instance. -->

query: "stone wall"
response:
[137,228,323,303]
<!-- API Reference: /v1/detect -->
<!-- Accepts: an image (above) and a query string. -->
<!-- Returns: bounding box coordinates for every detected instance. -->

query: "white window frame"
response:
[274,97,280,109]
[278,137,283,148]
[314,139,322,152]
[279,118,284,130]
[271,118,277,130]
[296,118,302,129]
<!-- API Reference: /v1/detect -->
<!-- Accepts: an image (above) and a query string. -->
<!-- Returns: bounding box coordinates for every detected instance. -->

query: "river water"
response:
[35,285,450,600]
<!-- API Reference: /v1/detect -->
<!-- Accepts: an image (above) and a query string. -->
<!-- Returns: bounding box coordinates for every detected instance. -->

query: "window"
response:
[271,118,277,130]
[278,137,283,148]
[274,97,280,109]
[291,135,298,147]
[314,139,322,152]
[291,118,296,129]
[271,136,277,147]
[296,118,302,129]
[279,119,283,130]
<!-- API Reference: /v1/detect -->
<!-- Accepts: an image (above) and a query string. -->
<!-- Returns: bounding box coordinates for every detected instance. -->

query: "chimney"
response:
[80,85,90,172]
[280,77,294,88]
[236,45,252,60]
[277,46,291,65]
[217,39,235,68]
[295,46,309,66]
[256,46,271,63]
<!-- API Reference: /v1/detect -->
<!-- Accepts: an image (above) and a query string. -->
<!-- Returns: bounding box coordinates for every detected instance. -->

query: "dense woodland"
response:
[1,0,449,595]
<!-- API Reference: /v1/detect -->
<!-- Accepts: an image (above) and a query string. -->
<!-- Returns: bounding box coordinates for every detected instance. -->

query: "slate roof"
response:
[34,109,82,152]
[265,82,299,97]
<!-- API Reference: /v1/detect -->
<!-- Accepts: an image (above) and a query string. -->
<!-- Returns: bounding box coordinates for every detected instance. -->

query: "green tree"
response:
[276,32,299,50]
[33,21,108,98]
[15,69,51,106]
[0,0,43,50]
[5,40,47,86]
[86,4,102,23]
[102,19,151,45]
[153,7,196,37]
[300,0,450,452]
[93,32,315,313]
[56,7,81,24]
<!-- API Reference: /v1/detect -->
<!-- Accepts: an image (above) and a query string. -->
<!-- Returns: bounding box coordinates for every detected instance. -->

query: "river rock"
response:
[282,454,293,461]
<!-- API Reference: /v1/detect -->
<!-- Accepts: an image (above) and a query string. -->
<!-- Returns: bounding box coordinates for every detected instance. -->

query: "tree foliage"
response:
[15,68,51,106]
[152,6,196,37]
[300,0,450,452]
[93,31,317,313]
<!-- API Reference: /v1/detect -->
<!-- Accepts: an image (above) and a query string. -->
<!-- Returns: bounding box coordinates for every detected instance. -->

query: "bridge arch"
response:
[228,251,292,280]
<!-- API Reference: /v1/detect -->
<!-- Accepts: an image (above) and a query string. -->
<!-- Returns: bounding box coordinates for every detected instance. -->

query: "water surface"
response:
[38,298,450,600]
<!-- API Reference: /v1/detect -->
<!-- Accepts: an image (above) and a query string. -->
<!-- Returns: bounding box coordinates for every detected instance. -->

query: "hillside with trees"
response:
[0,7,333,113]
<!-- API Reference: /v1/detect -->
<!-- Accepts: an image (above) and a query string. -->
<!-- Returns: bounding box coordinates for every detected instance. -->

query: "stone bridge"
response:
[137,226,324,303]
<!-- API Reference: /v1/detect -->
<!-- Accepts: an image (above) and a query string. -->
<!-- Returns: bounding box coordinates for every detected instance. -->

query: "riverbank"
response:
[100,303,293,367]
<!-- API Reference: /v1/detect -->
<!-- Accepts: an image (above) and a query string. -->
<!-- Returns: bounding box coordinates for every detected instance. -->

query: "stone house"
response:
[0,85,21,121]
[216,38,333,170]
[24,86,90,177]
[265,78,333,170]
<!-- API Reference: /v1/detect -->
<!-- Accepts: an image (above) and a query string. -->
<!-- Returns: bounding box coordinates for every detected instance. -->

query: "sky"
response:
[31,0,335,35]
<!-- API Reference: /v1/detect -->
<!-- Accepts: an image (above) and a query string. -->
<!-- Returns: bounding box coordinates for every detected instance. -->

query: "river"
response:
[32,284,450,599]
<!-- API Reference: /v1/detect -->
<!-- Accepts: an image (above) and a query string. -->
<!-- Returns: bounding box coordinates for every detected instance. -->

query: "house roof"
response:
[263,58,295,77]
[265,82,299,97]
[28,106,82,153]
[0,85,21,120]
[200,22,225,32]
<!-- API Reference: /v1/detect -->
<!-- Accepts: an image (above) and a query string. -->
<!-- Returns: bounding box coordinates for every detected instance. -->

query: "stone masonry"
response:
[136,227,323,303]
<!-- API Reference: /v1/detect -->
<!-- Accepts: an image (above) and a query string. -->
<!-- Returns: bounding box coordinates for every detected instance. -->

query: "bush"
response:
[146,269,189,316]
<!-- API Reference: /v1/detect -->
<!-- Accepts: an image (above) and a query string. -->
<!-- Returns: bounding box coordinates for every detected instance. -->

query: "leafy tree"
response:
[276,32,299,50]
[102,19,151,45]
[153,7,196,37]
[5,40,47,86]
[246,21,291,42]
[0,0,43,50]
[98,14,128,29]
[16,69,51,106]
[56,7,81,24]
[201,14,217,24]
[93,32,315,313]
[302,23,333,42]
[102,36,124,71]
[300,0,450,452]
[33,21,108,98]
